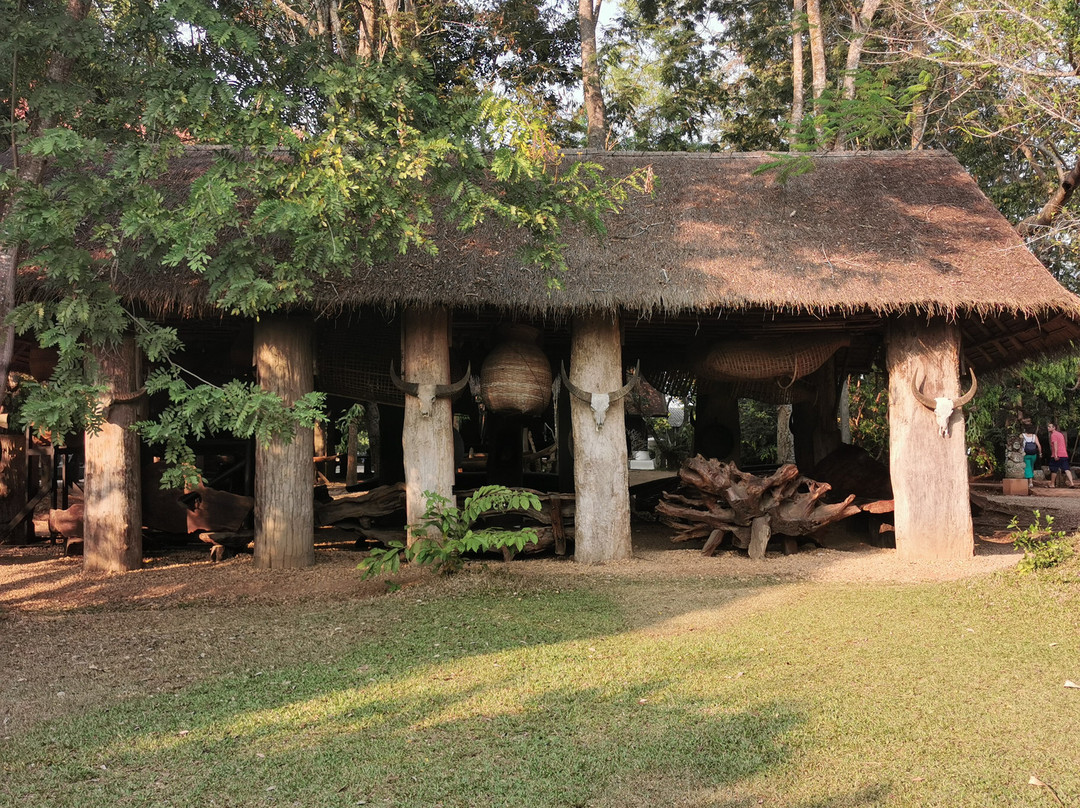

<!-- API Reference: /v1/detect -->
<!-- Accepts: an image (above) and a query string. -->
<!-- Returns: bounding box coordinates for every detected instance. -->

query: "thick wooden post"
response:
[84,336,143,572]
[254,317,315,569]
[401,307,454,541]
[792,358,842,470]
[570,312,632,563]
[886,316,973,560]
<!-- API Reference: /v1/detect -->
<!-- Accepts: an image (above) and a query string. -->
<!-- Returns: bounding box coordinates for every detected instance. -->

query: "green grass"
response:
[2,562,1078,808]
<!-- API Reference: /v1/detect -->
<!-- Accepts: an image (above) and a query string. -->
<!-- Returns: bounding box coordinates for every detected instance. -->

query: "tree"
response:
[579,0,608,147]
[2,0,647,536]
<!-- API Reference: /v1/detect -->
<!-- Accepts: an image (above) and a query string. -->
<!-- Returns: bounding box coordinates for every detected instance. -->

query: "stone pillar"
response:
[886,316,973,560]
[84,336,143,572]
[254,317,315,569]
[570,312,632,563]
[401,307,454,541]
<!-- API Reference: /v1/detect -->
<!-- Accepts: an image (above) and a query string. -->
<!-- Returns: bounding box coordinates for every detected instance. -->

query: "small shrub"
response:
[360,485,543,578]
[1008,510,1075,573]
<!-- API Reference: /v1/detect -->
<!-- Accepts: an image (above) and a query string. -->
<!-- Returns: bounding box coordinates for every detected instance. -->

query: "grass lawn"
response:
[1,551,1078,807]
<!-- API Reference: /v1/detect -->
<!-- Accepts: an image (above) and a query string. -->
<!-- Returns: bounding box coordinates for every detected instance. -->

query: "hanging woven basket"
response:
[697,336,850,382]
[480,326,553,415]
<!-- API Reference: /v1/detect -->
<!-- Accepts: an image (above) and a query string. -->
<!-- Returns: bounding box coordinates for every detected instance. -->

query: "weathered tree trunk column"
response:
[254,317,315,569]
[401,307,454,542]
[793,357,842,470]
[84,336,143,572]
[886,316,973,560]
[570,312,632,563]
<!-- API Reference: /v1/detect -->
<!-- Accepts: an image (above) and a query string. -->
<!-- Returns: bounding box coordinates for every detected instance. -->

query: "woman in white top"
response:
[1020,429,1042,490]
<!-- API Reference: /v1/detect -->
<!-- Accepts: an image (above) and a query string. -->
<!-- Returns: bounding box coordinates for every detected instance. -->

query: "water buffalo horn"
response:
[434,364,471,398]
[389,361,419,396]
[952,367,977,408]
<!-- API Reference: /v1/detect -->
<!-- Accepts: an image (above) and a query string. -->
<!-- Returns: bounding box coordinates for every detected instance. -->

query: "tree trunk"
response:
[253,317,315,569]
[1016,159,1080,238]
[366,402,381,478]
[401,307,455,542]
[839,376,852,444]
[570,312,631,563]
[791,0,806,138]
[777,404,795,463]
[83,336,143,572]
[806,0,827,103]
[345,419,359,485]
[840,0,883,102]
[579,0,608,149]
[886,317,973,560]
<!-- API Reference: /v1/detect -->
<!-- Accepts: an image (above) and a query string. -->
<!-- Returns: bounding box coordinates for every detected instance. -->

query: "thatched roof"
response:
[321,149,1078,320]
[11,148,1080,378]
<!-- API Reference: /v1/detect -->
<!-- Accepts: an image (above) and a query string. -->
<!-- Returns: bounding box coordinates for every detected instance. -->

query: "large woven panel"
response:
[317,320,403,406]
[697,336,850,382]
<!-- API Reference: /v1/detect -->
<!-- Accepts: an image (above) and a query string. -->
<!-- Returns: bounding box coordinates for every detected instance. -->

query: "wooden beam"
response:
[886,316,973,560]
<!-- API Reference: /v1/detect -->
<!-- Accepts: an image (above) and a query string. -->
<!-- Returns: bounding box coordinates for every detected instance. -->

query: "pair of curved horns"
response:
[560,361,641,402]
[911,367,977,410]
[389,362,471,397]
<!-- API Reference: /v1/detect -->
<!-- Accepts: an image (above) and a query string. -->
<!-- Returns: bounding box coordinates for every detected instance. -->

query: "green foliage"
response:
[848,370,889,463]
[738,399,779,466]
[650,418,694,470]
[2,0,649,485]
[334,403,368,457]
[360,486,543,578]
[1008,510,1075,573]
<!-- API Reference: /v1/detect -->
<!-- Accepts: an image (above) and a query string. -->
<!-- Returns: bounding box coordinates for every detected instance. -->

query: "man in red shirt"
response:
[1047,421,1075,488]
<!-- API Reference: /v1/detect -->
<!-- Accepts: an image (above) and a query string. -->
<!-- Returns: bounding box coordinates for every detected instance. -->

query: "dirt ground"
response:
[1,486,1076,738]
[5,486,1076,615]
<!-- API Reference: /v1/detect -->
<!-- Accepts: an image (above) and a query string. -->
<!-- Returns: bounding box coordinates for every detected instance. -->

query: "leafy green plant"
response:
[651,420,694,471]
[361,485,543,578]
[1008,510,1075,573]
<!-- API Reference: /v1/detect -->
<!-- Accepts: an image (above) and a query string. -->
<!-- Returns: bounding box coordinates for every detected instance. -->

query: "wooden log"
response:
[701,528,726,556]
[550,494,567,556]
[748,516,771,560]
[199,530,255,561]
[570,312,632,563]
[84,336,143,572]
[49,503,85,538]
[254,317,316,569]
[314,483,406,525]
[886,317,973,560]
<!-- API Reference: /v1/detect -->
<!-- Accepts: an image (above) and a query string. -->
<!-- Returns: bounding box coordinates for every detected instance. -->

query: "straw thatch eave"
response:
[11,148,1080,375]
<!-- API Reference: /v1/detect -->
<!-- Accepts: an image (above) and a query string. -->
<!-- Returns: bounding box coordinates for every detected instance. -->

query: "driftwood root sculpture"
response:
[656,455,861,559]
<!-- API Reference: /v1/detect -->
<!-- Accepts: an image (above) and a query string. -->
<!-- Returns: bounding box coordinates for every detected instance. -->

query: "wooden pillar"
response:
[695,382,740,462]
[792,358,842,471]
[570,312,632,563]
[84,336,143,572]
[254,317,315,569]
[401,307,454,541]
[886,316,973,560]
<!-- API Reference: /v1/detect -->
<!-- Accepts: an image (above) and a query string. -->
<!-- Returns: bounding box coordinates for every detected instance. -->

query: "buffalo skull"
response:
[560,362,641,429]
[912,367,977,438]
[390,362,471,417]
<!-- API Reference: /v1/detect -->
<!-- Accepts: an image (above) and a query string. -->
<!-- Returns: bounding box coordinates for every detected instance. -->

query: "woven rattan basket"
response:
[480,326,553,415]
[697,336,850,382]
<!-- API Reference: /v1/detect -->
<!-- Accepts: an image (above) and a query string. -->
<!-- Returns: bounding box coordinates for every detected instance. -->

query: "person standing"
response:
[1020,427,1042,491]
[1047,421,1075,488]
